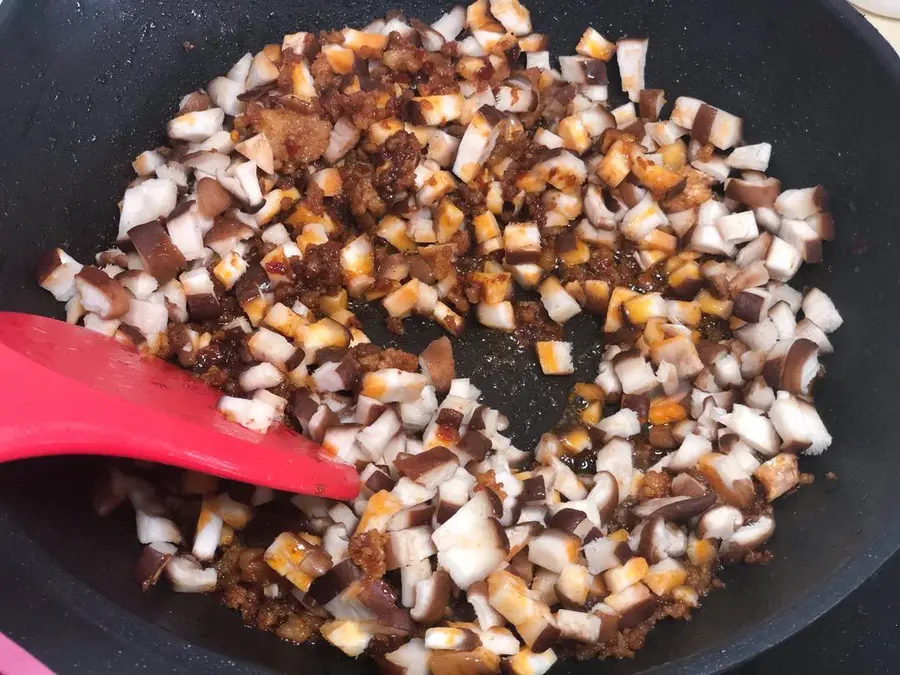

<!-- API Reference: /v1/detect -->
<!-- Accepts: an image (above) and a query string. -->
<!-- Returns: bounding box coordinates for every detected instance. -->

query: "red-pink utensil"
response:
[0,312,359,500]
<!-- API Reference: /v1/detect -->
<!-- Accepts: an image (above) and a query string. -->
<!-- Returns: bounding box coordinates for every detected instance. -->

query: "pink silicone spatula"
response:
[0,312,359,500]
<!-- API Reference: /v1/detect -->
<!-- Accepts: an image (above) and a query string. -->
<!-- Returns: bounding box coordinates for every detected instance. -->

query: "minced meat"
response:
[294,241,343,292]
[249,105,332,169]
[348,530,387,580]
[342,158,387,217]
[374,130,421,203]
[638,470,672,501]
[514,301,563,345]
[350,344,420,372]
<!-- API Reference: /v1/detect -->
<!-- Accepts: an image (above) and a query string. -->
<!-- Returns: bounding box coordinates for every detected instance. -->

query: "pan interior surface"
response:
[1,0,899,673]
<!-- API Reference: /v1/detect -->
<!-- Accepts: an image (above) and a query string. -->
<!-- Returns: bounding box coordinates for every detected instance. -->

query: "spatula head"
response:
[0,312,359,499]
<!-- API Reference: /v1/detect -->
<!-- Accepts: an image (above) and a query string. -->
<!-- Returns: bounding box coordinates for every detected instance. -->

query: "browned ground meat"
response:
[349,530,387,580]
[419,245,455,281]
[310,51,339,91]
[451,184,486,216]
[299,179,326,216]
[381,33,422,74]
[350,345,420,372]
[295,241,343,292]
[276,613,324,643]
[638,470,672,501]
[342,157,387,217]
[414,51,460,96]
[448,229,472,258]
[250,106,332,168]
[514,301,564,345]
[490,131,558,200]
[216,543,321,638]
[560,243,666,293]
[374,131,422,203]
[320,89,400,129]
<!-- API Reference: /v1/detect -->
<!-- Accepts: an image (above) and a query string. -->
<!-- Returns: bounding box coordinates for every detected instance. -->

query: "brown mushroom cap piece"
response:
[288,388,319,429]
[697,453,756,508]
[307,405,341,444]
[670,473,708,498]
[196,177,233,218]
[586,470,619,523]
[386,526,437,570]
[410,569,452,625]
[388,503,436,531]
[358,577,411,632]
[779,338,820,396]
[632,492,717,522]
[636,517,686,564]
[603,582,657,628]
[754,453,800,501]
[37,247,84,301]
[134,541,176,591]
[638,88,666,122]
[308,559,363,606]
[725,176,782,209]
[696,504,744,540]
[732,288,771,323]
[588,604,621,644]
[75,266,132,319]
[690,104,717,145]
[419,337,456,393]
[457,430,492,463]
[719,516,775,563]
[517,609,561,653]
[128,220,187,283]
[395,446,460,490]
[355,397,388,426]
[424,627,482,651]
[583,536,633,575]
[364,464,397,494]
[203,216,256,258]
[547,509,591,539]
[520,476,547,505]
[506,521,543,558]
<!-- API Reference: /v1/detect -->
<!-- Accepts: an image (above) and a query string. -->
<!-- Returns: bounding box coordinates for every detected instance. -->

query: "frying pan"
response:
[0,0,898,672]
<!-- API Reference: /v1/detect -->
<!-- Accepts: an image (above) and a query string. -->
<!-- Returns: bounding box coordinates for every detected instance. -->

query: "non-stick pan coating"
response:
[0,0,899,672]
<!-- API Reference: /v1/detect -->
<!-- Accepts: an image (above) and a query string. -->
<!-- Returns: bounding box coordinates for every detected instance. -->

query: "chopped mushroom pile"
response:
[39,0,842,670]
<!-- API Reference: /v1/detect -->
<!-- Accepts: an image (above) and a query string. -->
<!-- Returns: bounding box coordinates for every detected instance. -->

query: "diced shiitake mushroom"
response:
[35,2,844,670]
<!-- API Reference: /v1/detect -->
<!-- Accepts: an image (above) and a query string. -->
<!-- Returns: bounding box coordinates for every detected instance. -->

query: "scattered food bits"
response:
[38,1,841,671]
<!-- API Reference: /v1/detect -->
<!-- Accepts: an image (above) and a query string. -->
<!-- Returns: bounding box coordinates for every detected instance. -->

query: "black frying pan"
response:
[0,0,899,672]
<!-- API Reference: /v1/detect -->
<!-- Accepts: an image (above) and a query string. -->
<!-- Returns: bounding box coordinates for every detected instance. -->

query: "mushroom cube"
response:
[536,341,574,375]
